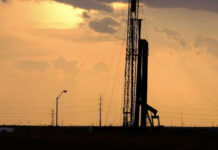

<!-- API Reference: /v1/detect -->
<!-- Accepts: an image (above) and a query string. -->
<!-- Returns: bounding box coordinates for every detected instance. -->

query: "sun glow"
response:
[33,1,84,29]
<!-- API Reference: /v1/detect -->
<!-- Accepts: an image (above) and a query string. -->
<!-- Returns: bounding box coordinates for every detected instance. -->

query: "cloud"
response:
[82,12,91,19]
[194,36,218,56]
[0,0,8,3]
[54,0,113,12]
[92,62,109,72]
[3,0,218,14]
[144,0,218,14]
[15,60,49,72]
[53,56,78,72]
[54,0,218,14]
[89,17,119,34]
[154,27,186,47]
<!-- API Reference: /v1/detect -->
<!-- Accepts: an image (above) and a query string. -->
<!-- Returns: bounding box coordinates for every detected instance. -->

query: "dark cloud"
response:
[56,0,218,14]
[92,62,109,72]
[0,0,9,3]
[154,27,186,47]
[56,0,218,13]
[53,56,78,72]
[144,0,218,14]
[54,0,113,12]
[2,0,218,14]
[194,36,218,56]
[15,60,49,72]
[89,17,119,34]
[82,12,91,19]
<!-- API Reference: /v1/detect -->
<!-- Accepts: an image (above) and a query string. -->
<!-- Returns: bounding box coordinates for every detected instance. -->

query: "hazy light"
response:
[112,2,127,9]
[32,1,84,29]
[0,0,84,30]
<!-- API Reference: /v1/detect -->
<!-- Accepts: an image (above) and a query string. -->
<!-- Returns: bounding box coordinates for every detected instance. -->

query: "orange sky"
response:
[0,0,218,127]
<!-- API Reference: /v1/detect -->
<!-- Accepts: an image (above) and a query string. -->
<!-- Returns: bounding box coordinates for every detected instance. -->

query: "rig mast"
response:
[123,0,160,127]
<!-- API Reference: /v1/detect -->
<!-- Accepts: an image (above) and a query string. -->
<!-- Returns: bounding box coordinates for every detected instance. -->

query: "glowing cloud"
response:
[34,1,84,29]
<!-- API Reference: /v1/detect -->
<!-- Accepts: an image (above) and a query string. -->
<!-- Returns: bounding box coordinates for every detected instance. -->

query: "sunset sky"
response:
[0,0,218,127]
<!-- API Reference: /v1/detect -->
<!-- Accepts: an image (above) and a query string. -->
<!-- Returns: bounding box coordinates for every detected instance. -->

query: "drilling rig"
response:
[123,0,160,127]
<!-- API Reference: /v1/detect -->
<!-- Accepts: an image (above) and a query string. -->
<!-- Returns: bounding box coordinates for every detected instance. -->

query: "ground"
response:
[0,126,218,150]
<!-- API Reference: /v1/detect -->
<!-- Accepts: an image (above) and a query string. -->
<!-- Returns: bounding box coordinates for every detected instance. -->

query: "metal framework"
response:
[123,0,160,127]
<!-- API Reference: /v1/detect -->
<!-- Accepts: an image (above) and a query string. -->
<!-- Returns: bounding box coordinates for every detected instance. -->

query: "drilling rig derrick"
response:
[123,0,160,127]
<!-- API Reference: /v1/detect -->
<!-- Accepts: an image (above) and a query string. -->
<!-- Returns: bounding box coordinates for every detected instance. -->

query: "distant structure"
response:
[51,109,54,126]
[56,90,67,127]
[99,94,102,127]
[123,0,160,127]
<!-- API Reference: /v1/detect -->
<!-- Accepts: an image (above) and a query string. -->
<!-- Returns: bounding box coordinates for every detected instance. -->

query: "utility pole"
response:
[51,109,54,126]
[56,97,58,126]
[181,112,184,127]
[99,94,102,127]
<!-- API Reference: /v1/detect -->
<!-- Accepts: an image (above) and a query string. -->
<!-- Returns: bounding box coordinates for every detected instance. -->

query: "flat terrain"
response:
[0,126,218,150]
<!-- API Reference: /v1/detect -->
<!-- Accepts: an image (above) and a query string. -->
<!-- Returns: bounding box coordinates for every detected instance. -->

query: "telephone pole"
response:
[51,109,54,126]
[99,94,102,127]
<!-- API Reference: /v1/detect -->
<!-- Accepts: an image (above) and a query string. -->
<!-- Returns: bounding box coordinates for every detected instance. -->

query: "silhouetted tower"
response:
[123,0,160,127]
[99,94,102,127]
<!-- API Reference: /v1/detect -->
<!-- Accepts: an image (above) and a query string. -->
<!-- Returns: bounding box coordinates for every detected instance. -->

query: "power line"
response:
[146,1,217,109]
[64,16,117,90]
[104,30,126,125]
